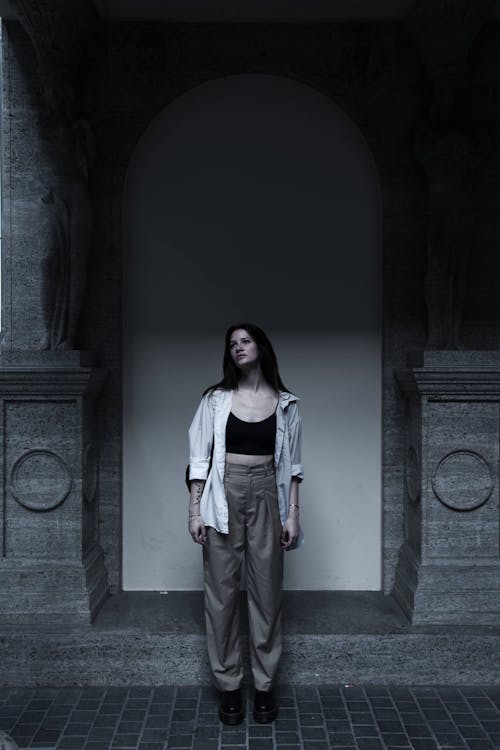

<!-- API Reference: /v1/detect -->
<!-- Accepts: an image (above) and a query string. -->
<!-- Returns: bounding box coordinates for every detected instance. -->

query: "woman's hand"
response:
[281,514,298,549]
[189,514,207,545]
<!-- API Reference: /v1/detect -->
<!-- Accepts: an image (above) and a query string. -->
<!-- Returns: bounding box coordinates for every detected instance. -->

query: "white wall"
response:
[123,74,382,590]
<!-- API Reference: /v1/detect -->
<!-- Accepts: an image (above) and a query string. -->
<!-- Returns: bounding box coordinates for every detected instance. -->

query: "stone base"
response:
[395,351,500,626]
[1,591,499,686]
[394,543,500,625]
[0,350,109,627]
[0,545,109,626]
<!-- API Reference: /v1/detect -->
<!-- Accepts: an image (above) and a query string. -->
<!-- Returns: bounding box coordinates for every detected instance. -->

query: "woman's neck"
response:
[237,366,265,393]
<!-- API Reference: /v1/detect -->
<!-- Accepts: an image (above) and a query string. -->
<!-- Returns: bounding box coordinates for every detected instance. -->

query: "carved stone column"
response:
[0,351,109,624]
[0,3,110,622]
[393,351,500,624]
[392,1,499,624]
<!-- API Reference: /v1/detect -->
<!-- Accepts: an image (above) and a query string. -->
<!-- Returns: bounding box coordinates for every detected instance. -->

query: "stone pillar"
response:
[0,3,111,622]
[0,351,109,624]
[393,351,500,624]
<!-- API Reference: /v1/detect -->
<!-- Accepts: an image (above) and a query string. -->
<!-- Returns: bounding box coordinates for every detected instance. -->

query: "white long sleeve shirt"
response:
[188,388,304,538]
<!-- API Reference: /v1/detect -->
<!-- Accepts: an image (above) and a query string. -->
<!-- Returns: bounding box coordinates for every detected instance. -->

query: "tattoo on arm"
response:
[189,479,205,509]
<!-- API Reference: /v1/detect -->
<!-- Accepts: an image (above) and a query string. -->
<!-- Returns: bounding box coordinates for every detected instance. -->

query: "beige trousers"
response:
[202,458,284,692]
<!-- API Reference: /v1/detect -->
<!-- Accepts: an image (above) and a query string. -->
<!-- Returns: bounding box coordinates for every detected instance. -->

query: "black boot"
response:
[219,688,244,725]
[253,689,278,723]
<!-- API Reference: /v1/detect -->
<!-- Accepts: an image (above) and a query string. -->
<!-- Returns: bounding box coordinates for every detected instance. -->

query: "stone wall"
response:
[2,18,498,595]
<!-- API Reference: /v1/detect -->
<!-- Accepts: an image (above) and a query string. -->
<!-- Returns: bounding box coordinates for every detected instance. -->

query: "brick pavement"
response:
[1,685,499,750]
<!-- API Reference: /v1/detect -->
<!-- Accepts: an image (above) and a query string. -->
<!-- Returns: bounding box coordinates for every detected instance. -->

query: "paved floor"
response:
[1,685,499,750]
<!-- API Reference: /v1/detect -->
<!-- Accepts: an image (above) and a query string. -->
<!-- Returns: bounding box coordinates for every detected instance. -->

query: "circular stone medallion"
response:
[11,449,72,512]
[431,450,494,511]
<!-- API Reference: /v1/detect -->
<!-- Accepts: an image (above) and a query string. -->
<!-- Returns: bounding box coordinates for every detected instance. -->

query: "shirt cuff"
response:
[189,458,211,481]
[291,463,304,483]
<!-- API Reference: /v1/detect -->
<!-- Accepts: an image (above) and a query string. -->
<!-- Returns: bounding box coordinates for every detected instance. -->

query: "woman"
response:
[187,323,303,725]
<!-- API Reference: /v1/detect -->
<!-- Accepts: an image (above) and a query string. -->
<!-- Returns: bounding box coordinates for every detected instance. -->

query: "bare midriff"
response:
[225,452,273,466]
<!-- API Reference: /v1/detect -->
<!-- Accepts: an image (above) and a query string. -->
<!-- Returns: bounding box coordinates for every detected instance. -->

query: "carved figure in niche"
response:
[37,64,95,350]
[415,123,487,349]
[406,0,493,349]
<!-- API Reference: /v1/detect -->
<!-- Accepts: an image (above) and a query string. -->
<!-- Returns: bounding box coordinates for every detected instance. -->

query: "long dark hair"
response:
[203,323,290,395]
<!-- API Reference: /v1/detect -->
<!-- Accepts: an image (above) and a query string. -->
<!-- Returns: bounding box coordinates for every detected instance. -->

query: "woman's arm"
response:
[280,477,299,549]
[281,400,303,549]
[188,479,207,545]
[187,392,215,544]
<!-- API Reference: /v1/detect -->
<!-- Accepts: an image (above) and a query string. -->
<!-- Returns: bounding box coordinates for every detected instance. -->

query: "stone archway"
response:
[122,73,382,591]
[1,4,498,645]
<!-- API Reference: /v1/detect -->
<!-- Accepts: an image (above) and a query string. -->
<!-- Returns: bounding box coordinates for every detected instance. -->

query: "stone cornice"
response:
[395,367,500,396]
[0,367,108,397]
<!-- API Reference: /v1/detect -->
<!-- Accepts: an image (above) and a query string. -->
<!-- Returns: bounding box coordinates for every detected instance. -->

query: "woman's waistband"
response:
[224,456,275,477]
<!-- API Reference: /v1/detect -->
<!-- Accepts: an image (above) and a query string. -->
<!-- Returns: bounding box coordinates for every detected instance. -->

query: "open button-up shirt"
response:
[188,388,303,539]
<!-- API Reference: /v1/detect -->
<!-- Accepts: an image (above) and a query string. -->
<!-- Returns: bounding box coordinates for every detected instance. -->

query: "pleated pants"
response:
[202,458,284,692]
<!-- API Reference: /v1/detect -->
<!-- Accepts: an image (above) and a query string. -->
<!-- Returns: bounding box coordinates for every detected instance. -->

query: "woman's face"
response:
[229,329,259,369]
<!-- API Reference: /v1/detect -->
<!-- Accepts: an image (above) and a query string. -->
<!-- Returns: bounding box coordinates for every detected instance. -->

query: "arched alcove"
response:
[123,74,382,590]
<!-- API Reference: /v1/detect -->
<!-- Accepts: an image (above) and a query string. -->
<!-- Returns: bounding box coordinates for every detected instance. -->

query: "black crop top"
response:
[226,411,277,455]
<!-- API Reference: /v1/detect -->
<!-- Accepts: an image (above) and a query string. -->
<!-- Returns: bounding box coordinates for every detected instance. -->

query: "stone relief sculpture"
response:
[38,107,95,350]
[407,0,493,349]
[415,125,487,349]
[10,0,96,350]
